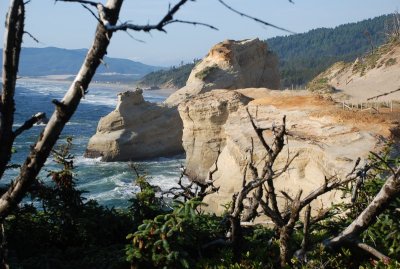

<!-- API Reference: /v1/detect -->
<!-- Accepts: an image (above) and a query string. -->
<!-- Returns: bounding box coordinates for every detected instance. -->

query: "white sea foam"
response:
[82,94,118,107]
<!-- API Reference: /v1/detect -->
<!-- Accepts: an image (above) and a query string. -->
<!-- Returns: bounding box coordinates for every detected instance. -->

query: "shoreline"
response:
[18,76,178,98]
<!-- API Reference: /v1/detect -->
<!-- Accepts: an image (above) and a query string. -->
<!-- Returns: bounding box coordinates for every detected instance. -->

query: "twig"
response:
[59,0,215,33]
[246,108,273,157]
[366,88,400,101]
[80,3,101,23]
[355,241,391,262]
[55,0,97,7]
[217,0,295,34]
[13,113,47,138]
[369,151,396,176]
[23,31,40,43]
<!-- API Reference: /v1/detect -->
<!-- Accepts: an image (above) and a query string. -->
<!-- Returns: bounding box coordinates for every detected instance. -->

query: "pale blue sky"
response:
[0,0,399,66]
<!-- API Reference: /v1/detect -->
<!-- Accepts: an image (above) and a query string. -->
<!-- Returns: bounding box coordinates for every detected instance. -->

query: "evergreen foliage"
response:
[5,139,134,269]
[4,141,400,268]
[137,14,394,90]
[138,62,196,89]
[267,14,391,88]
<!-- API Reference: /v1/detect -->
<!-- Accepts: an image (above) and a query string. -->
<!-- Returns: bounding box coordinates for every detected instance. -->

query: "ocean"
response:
[3,79,183,208]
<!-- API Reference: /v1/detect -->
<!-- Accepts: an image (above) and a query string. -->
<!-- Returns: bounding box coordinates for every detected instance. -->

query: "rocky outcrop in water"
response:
[178,88,399,213]
[165,38,280,106]
[85,89,183,161]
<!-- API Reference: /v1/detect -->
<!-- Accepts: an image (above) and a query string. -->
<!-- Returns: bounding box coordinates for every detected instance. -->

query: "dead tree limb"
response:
[57,0,217,32]
[278,190,302,267]
[163,150,220,202]
[366,88,400,101]
[13,112,47,138]
[354,241,390,262]
[217,0,295,34]
[324,167,400,257]
[0,0,124,220]
[294,205,311,262]
[0,0,25,179]
[228,114,289,261]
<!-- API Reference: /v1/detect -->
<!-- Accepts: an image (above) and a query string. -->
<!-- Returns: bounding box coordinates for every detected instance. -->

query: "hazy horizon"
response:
[0,0,399,66]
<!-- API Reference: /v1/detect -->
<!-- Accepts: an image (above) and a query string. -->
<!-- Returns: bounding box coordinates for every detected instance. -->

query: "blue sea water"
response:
[3,79,183,208]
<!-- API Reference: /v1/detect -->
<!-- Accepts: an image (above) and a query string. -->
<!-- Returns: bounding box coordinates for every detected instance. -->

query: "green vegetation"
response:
[138,14,394,90]
[307,61,348,92]
[195,64,219,81]
[6,139,134,269]
[385,57,397,67]
[4,142,400,268]
[267,14,391,88]
[351,37,400,75]
[138,62,196,89]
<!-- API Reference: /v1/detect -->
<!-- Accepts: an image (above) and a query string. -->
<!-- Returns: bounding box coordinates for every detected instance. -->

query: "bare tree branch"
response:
[55,0,97,7]
[80,3,101,23]
[324,167,400,251]
[366,87,400,101]
[246,108,273,157]
[217,0,296,34]
[23,31,40,43]
[165,19,218,30]
[58,0,217,33]
[294,205,311,262]
[355,241,391,262]
[13,112,47,138]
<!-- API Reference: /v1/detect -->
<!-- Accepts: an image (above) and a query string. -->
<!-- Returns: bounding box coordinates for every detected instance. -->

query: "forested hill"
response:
[267,14,390,88]
[139,14,392,89]
[138,62,195,89]
[0,47,162,78]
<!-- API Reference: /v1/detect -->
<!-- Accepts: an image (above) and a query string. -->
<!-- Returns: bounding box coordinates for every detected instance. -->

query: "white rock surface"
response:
[178,89,399,213]
[166,38,280,106]
[85,89,183,161]
[86,38,280,162]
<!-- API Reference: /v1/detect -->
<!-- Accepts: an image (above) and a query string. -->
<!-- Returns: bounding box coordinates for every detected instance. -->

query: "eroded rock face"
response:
[86,38,280,162]
[166,39,280,106]
[178,89,398,213]
[85,89,183,161]
[178,90,251,180]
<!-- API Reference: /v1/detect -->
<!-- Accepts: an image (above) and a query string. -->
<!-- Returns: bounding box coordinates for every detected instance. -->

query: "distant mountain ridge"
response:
[0,47,162,78]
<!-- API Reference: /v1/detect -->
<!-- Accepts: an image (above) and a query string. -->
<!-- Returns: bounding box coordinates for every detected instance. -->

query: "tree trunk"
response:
[0,0,123,220]
[230,216,243,262]
[0,0,25,179]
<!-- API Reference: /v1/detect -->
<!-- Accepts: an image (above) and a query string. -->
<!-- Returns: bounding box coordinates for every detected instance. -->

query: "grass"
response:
[195,64,219,81]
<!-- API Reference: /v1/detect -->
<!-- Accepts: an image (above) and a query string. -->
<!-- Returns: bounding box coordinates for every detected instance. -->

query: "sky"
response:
[0,0,399,66]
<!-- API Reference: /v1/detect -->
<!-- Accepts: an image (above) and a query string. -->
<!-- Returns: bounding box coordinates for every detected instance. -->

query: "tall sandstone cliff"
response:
[165,38,280,106]
[178,88,400,213]
[85,39,280,161]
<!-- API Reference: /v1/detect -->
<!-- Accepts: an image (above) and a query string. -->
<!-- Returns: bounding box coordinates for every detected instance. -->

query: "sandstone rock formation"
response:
[178,90,252,180]
[85,89,183,161]
[178,89,400,213]
[165,38,280,106]
[86,38,280,161]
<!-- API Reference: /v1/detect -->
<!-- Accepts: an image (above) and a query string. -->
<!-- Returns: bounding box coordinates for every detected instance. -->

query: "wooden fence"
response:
[341,100,394,113]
